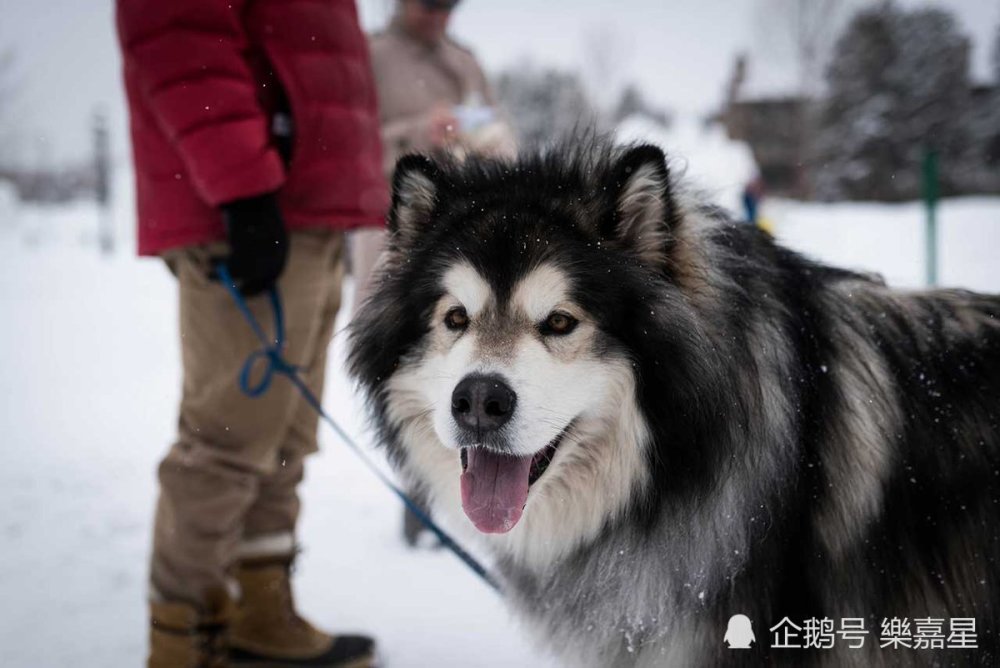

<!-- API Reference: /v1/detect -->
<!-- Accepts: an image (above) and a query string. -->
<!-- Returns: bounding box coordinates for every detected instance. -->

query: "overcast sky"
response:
[0,0,996,166]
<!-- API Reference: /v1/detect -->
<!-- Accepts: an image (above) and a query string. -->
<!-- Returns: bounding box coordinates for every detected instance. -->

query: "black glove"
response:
[215,193,288,297]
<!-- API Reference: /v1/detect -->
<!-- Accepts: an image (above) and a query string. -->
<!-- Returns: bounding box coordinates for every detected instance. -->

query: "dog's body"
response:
[349,142,1000,666]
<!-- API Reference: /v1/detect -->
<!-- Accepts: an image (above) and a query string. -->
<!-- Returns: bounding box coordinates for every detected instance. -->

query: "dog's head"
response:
[350,143,704,561]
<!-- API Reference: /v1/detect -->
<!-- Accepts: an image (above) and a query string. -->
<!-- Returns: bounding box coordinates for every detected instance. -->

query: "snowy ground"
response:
[0,192,997,667]
[0,199,553,667]
[769,197,1000,293]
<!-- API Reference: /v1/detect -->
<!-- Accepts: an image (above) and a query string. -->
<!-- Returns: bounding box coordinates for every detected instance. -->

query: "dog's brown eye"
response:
[542,312,578,336]
[445,306,469,331]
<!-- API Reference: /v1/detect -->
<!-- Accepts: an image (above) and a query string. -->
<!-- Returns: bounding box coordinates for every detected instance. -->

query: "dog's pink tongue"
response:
[460,448,532,534]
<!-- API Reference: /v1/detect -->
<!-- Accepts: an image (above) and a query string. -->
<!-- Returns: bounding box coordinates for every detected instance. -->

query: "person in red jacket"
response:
[116,2,387,666]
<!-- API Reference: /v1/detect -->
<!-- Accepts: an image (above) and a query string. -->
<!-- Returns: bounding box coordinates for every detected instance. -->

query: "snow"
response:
[617,115,758,216]
[769,197,1000,292]
[0,198,552,668]
[620,114,998,292]
[0,181,997,667]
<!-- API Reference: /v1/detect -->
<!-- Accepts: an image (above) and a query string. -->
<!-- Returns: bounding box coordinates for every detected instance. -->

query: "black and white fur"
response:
[349,142,1000,666]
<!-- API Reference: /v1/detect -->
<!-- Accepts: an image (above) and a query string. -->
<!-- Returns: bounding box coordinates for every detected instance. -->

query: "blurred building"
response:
[0,164,98,204]
[0,112,113,205]
[719,55,814,199]
[721,2,1000,203]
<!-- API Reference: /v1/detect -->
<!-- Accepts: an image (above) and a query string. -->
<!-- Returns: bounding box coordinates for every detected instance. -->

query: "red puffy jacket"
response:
[117,0,388,256]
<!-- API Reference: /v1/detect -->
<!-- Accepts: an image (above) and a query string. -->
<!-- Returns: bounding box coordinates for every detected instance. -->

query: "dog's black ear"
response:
[607,144,676,266]
[389,154,440,247]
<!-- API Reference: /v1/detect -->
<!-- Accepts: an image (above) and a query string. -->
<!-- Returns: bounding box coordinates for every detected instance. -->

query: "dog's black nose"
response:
[451,374,517,435]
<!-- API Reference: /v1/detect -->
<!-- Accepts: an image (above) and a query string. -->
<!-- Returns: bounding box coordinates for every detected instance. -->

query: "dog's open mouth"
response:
[458,423,572,534]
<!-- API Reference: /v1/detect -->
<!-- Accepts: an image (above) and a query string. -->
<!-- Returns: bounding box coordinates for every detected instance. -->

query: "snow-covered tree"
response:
[580,23,632,113]
[968,24,1000,185]
[814,5,972,200]
[495,63,605,148]
[755,0,851,98]
[0,47,20,170]
[612,84,671,128]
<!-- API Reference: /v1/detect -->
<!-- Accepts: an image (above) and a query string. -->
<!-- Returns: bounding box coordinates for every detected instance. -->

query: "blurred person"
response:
[742,174,765,226]
[742,173,775,235]
[116,1,387,666]
[352,0,515,547]
[372,0,516,172]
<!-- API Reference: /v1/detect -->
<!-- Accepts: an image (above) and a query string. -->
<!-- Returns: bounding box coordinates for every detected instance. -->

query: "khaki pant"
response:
[152,230,345,606]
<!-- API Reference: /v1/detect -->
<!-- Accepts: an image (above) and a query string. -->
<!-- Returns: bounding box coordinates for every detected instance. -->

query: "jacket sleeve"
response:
[117,0,284,206]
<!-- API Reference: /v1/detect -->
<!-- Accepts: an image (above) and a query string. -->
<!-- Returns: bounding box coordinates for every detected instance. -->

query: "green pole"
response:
[922,147,939,287]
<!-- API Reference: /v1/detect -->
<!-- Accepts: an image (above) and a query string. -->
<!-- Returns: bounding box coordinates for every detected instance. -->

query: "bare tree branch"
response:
[755,0,853,98]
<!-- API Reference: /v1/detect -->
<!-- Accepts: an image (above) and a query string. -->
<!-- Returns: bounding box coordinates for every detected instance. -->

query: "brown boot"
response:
[149,592,232,668]
[230,557,376,667]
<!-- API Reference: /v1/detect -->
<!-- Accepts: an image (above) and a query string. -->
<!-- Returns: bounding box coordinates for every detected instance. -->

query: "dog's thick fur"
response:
[348,142,1000,666]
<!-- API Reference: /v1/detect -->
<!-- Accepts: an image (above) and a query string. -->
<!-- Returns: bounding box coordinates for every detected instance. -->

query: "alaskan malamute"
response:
[348,142,1000,666]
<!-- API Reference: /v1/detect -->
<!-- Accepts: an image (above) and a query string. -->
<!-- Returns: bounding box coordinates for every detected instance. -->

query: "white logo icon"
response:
[725,614,756,649]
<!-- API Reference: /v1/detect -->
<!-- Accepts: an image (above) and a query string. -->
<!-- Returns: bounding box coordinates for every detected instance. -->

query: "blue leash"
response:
[214,265,500,593]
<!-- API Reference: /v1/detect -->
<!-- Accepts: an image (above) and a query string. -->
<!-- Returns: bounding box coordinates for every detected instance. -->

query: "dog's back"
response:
[808,279,1000,665]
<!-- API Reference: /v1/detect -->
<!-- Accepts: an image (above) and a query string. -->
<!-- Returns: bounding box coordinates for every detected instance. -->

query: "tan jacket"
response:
[369,19,511,175]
